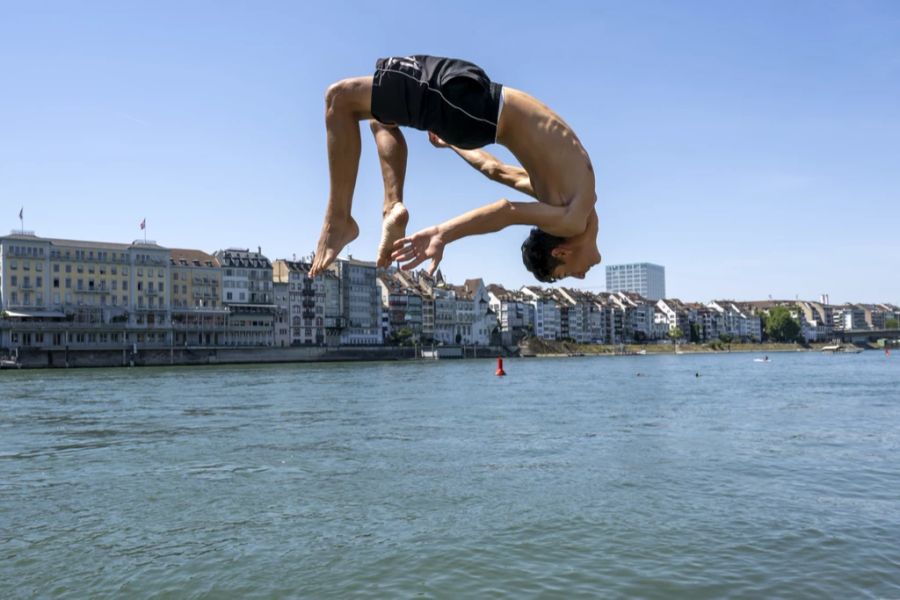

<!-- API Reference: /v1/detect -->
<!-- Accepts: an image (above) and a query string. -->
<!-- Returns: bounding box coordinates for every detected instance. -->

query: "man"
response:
[308,55,601,282]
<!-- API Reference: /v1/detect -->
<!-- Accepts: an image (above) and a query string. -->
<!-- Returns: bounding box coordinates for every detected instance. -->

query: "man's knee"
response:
[369,120,398,134]
[325,77,371,118]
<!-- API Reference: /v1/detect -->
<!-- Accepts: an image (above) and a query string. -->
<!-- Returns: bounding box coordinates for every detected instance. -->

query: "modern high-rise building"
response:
[605,263,666,301]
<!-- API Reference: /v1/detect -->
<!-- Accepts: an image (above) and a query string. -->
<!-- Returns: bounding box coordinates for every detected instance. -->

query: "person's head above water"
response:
[521,210,602,283]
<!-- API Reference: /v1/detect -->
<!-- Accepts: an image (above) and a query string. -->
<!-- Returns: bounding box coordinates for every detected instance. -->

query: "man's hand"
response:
[391,225,445,276]
[428,131,450,149]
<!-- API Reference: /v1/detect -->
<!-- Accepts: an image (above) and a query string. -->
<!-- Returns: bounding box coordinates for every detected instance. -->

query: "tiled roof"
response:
[170,248,219,268]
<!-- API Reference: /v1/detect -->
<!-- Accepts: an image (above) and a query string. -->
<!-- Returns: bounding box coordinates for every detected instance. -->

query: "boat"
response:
[0,358,21,369]
[821,344,863,354]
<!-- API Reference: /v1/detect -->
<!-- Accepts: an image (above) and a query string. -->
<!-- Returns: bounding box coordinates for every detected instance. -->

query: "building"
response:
[488,284,534,345]
[215,247,276,346]
[377,271,423,343]
[169,248,228,346]
[521,286,561,340]
[272,259,327,346]
[329,257,383,345]
[605,263,666,301]
[1,231,173,350]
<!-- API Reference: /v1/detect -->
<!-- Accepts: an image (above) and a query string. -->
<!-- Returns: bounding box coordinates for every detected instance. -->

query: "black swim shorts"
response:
[371,55,503,150]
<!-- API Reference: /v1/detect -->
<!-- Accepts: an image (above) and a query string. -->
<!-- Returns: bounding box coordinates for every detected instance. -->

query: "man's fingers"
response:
[400,255,427,271]
[391,247,417,262]
[428,259,440,277]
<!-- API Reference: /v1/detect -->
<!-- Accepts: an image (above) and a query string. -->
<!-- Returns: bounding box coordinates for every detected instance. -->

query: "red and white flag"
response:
[140,218,146,230]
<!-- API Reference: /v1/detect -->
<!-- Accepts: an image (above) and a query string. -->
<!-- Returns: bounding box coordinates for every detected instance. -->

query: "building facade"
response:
[605,263,666,301]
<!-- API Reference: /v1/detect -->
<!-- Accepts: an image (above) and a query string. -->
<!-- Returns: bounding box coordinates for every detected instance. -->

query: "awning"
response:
[3,310,67,318]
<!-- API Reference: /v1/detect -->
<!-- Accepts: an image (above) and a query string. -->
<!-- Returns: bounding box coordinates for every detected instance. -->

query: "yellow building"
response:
[1,232,171,349]
[169,248,228,346]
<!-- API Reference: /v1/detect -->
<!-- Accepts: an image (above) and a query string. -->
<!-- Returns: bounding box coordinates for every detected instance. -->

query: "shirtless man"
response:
[307,55,601,282]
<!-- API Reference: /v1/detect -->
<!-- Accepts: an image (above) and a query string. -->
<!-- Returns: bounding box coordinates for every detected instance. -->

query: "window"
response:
[65,264,71,273]
[53,264,59,273]
[10,275,17,286]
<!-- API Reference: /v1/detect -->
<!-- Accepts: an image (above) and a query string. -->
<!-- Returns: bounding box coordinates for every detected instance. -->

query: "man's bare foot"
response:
[309,216,359,277]
[376,203,409,268]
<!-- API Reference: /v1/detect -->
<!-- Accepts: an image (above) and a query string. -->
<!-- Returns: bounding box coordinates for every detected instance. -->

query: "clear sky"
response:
[2,0,898,304]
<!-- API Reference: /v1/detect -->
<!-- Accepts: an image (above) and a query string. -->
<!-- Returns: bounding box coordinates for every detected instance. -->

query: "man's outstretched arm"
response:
[390,199,583,274]
[429,133,535,198]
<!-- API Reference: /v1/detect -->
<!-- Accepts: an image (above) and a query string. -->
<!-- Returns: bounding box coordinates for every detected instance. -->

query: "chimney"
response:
[258,246,262,255]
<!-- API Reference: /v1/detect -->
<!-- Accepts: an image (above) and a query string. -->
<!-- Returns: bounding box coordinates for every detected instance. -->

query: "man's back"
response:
[496,87,595,211]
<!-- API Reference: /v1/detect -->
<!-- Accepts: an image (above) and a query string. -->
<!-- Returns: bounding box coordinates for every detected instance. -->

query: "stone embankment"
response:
[6,344,519,369]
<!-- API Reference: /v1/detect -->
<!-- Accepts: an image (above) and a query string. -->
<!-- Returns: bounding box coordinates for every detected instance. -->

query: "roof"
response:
[170,248,220,268]
[214,248,272,269]
[1,232,166,252]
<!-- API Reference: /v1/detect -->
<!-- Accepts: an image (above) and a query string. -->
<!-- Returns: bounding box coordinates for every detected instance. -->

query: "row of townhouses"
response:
[1,232,898,351]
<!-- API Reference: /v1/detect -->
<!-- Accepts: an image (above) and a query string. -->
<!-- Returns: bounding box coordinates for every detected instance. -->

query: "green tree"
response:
[668,327,684,344]
[690,322,702,343]
[718,333,734,344]
[886,318,899,330]
[765,307,801,342]
[388,327,414,346]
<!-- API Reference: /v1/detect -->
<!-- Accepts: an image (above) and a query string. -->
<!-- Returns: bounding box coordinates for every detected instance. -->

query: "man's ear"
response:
[550,246,571,259]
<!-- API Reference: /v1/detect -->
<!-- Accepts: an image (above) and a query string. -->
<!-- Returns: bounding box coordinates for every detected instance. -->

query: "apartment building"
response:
[1,232,171,349]
[329,257,383,345]
[606,263,666,301]
[487,284,534,345]
[272,259,327,346]
[215,248,275,346]
[377,271,424,343]
[521,286,561,340]
[169,248,227,346]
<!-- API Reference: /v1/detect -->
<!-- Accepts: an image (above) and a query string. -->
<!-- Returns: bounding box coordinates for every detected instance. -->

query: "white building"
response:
[521,286,561,340]
[329,258,383,345]
[606,263,666,301]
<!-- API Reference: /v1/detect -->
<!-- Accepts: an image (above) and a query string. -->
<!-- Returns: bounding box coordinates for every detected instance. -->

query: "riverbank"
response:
[3,344,519,369]
[518,338,863,357]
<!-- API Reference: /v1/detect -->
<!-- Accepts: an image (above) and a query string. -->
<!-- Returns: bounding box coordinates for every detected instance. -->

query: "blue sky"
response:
[1,0,898,304]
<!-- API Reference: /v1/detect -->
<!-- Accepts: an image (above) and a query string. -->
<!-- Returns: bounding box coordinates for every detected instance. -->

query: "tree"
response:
[668,327,683,344]
[690,322,702,343]
[765,307,801,342]
[886,318,899,330]
[387,327,414,346]
[718,333,734,344]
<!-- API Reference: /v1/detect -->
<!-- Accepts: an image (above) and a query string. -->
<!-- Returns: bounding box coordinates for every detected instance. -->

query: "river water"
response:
[2,352,899,598]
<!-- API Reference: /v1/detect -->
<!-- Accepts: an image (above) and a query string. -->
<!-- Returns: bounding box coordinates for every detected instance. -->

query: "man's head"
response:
[521,210,602,282]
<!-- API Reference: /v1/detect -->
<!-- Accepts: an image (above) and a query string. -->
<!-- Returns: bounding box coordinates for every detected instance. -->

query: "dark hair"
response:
[521,228,565,282]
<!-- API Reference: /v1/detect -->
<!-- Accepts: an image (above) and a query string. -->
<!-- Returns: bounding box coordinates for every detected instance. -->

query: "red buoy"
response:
[496,356,506,376]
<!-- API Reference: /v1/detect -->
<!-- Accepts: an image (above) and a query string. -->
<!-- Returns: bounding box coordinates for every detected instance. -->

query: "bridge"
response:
[839,328,900,344]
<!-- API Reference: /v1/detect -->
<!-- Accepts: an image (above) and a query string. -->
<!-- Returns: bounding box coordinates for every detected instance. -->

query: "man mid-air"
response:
[307,55,601,282]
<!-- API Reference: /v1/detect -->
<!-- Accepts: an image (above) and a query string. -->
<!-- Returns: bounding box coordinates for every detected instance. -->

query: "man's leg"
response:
[309,76,374,277]
[371,121,410,267]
